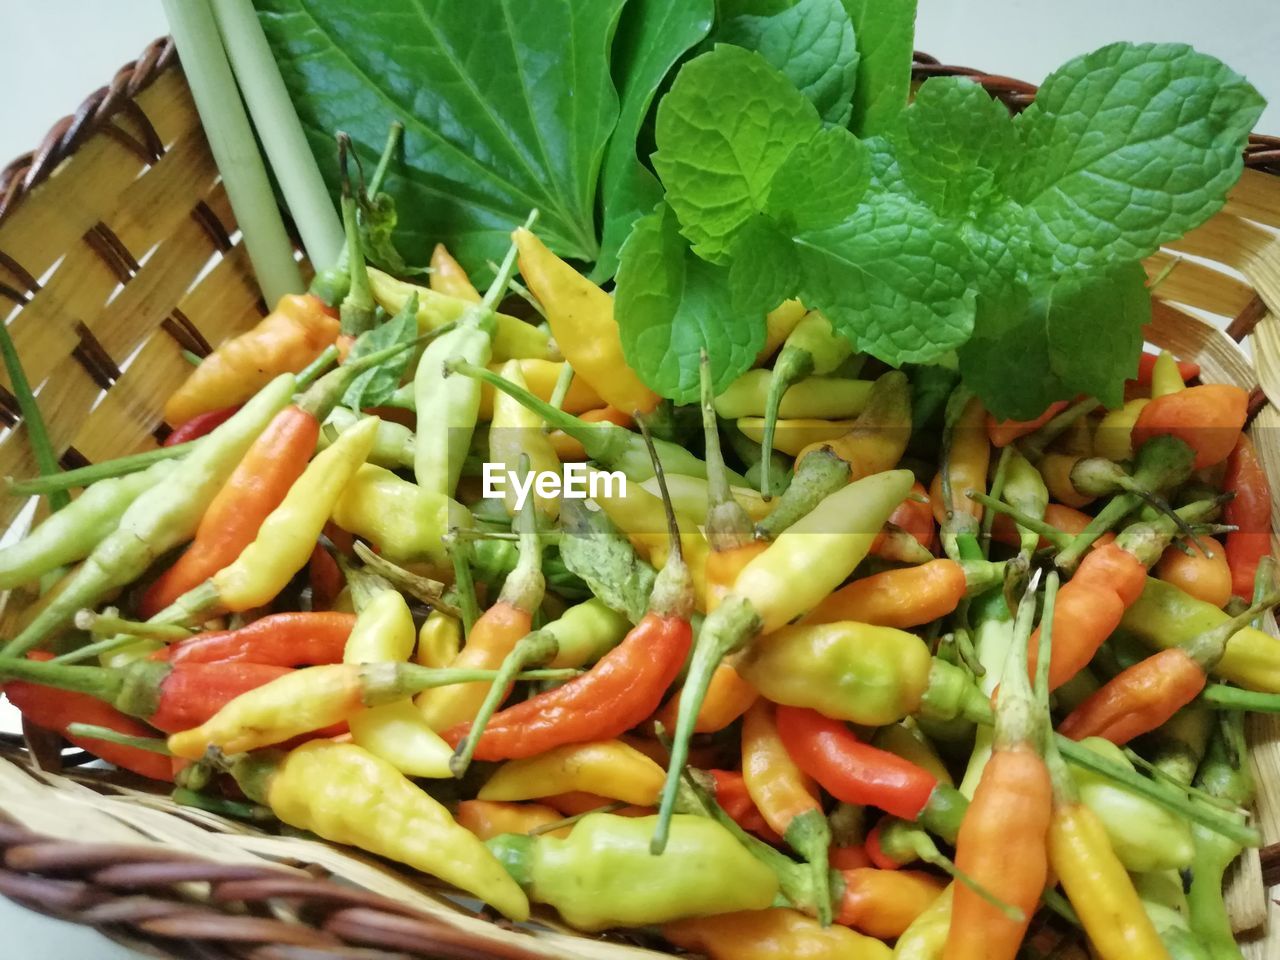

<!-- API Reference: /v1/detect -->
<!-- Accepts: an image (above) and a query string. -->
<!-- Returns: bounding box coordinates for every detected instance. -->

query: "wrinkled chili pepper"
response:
[149,612,355,666]
[4,376,296,656]
[226,741,528,920]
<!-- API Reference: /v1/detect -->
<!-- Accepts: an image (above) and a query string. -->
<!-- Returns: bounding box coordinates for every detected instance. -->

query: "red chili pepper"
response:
[774,705,939,822]
[708,770,784,845]
[149,612,356,666]
[163,405,240,447]
[3,653,172,781]
[1134,351,1200,387]
[830,845,873,870]
[1131,383,1249,470]
[0,656,290,734]
[308,544,346,610]
[871,481,936,556]
[1224,435,1272,599]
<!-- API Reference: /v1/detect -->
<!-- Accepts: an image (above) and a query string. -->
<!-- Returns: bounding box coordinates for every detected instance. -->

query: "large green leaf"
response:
[844,0,917,135]
[255,0,626,273]
[595,0,715,281]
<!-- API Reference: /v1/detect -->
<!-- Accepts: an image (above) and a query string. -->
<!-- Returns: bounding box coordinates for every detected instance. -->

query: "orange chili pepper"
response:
[541,791,653,818]
[1040,453,1094,509]
[799,559,966,629]
[164,293,339,425]
[986,401,1068,448]
[992,503,1116,551]
[653,664,757,735]
[708,770,783,845]
[1155,536,1232,608]
[931,395,990,526]
[837,868,946,939]
[1058,647,1206,744]
[1131,383,1249,470]
[429,243,481,302]
[455,799,569,840]
[1224,434,1272,599]
[872,481,936,555]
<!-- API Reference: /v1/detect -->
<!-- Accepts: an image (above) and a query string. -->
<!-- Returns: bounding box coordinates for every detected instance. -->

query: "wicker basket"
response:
[0,36,1278,960]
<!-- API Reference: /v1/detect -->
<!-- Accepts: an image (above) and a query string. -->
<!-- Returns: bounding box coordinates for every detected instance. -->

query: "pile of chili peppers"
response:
[2,181,1278,959]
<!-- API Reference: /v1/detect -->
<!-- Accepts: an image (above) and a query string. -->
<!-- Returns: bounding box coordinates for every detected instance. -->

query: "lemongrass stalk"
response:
[0,322,67,510]
[161,0,303,304]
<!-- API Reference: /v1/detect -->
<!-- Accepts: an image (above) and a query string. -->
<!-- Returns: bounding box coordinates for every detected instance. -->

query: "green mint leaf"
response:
[1010,42,1265,271]
[653,44,821,261]
[342,295,419,410]
[728,215,802,318]
[766,125,870,231]
[594,0,715,281]
[1044,261,1150,409]
[793,190,974,364]
[615,203,770,402]
[957,286,1067,420]
[255,0,625,272]
[844,0,918,136]
[890,77,1018,217]
[716,0,859,125]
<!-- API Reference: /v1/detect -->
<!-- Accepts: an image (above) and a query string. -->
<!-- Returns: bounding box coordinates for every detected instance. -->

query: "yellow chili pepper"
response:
[664,908,893,960]
[477,358,603,419]
[737,416,860,456]
[1094,398,1149,462]
[416,610,461,668]
[930,393,989,527]
[757,299,808,362]
[161,418,378,621]
[1049,803,1169,960]
[429,243,481,302]
[514,226,660,414]
[368,266,551,361]
[331,463,465,568]
[455,799,569,840]
[1150,350,1186,398]
[715,371,873,420]
[478,739,665,806]
[345,590,454,779]
[893,884,953,959]
[640,474,774,525]
[1040,452,1094,508]
[795,370,913,477]
[489,359,562,519]
[231,741,529,920]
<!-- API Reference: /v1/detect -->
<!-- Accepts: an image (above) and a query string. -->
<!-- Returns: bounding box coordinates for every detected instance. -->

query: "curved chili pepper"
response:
[1131,383,1249,470]
[707,770,783,845]
[664,908,892,960]
[837,868,946,940]
[478,740,666,806]
[229,741,529,921]
[800,559,965,629]
[795,370,912,482]
[985,400,1068,448]
[3,377,298,657]
[429,243,480,302]
[715,370,872,420]
[1224,434,1272,599]
[1154,536,1231,607]
[1026,541,1147,692]
[149,612,355,666]
[3,653,172,781]
[514,226,659,416]
[0,655,289,734]
[871,481,935,556]
[1039,451,1094,508]
[163,405,240,446]
[931,393,990,534]
[775,705,959,831]
[164,294,339,425]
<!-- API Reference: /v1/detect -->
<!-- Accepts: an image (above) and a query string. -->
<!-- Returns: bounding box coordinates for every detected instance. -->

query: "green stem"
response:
[66,723,171,755]
[1054,492,1139,572]
[172,787,276,823]
[51,634,147,665]
[1017,397,1101,463]
[481,210,539,314]
[546,362,575,417]
[964,491,1070,548]
[337,134,375,337]
[0,658,122,702]
[350,541,450,611]
[73,610,190,641]
[753,448,850,541]
[210,0,343,270]
[979,446,1013,560]
[528,802,625,836]
[1202,684,1280,712]
[447,531,481,636]
[0,320,67,511]
[366,121,403,199]
[701,350,753,551]
[296,345,338,389]
[7,443,194,496]
[160,0,303,304]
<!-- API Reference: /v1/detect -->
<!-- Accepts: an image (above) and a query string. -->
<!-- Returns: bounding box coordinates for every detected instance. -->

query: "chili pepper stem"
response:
[979,446,1014,558]
[753,449,850,541]
[294,328,436,420]
[450,629,559,778]
[51,633,146,664]
[1185,587,1280,670]
[527,802,625,836]
[350,542,451,612]
[479,210,538,315]
[966,493,1071,547]
[0,657,126,705]
[336,133,375,336]
[73,610,191,641]
[173,786,276,824]
[700,350,754,552]
[7,443,195,496]
[446,531,480,636]
[874,820,1023,920]
[359,662,580,705]
[545,362,575,421]
[65,723,172,755]
[1016,397,1101,463]
[296,345,338,389]
[759,348,813,498]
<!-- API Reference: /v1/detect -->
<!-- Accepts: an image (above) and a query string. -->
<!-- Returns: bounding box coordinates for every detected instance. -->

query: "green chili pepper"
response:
[542,597,631,668]
[0,460,177,590]
[487,813,778,931]
[320,407,415,469]
[3,375,297,656]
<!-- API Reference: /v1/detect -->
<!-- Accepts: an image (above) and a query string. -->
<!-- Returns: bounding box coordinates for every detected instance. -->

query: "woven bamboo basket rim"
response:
[0,33,1275,960]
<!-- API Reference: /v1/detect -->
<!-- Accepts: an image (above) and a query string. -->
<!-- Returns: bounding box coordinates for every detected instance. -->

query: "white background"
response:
[0,1,1276,956]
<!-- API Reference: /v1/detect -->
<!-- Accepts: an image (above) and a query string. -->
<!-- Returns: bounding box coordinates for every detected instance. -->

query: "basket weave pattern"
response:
[0,37,1278,960]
